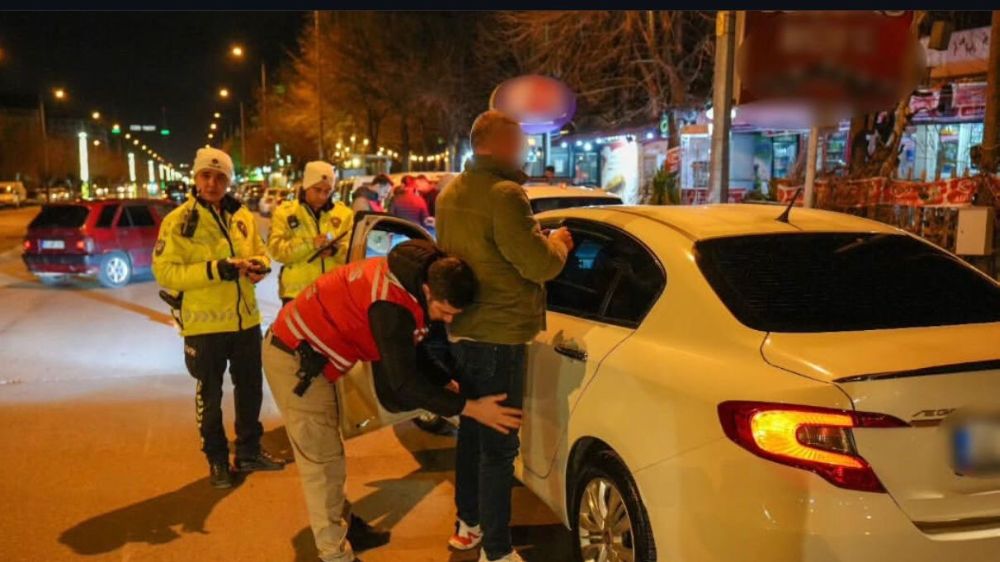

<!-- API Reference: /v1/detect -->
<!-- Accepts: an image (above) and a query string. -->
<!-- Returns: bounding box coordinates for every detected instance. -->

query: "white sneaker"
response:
[478,549,524,562]
[448,519,482,551]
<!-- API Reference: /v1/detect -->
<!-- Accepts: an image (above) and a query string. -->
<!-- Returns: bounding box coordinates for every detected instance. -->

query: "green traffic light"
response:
[160,129,171,136]
[111,125,121,135]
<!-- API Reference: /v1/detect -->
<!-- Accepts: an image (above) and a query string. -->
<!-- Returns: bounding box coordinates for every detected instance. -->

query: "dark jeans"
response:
[453,341,526,560]
[183,326,264,465]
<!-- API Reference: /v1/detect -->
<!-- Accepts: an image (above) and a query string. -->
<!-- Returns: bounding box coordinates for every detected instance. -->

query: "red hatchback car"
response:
[22,198,176,288]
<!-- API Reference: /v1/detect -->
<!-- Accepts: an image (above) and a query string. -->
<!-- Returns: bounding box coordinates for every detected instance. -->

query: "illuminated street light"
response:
[231,45,244,58]
[91,111,101,120]
[141,144,147,150]
[92,139,101,147]
[363,138,369,147]
[219,88,230,99]
[133,139,139,145]
[127,152,136,182]
[210,123,217,130]
[53,88,66,100]
[208,133,214,139]
[213,112,221,118]
[124,133,131,139]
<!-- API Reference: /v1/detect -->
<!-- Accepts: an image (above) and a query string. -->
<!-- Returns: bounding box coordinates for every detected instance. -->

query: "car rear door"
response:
[336,212,435,439]
[116,204,158,269]
[523,218,666,478]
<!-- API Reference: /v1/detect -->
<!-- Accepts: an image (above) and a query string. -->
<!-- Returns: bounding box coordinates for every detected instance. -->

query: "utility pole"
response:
[709,10,736,204]
[37,95,50,202]
[982,11,1000,174]
[803,127,820,207]
[314,10,326,160]
[239,101,247,176]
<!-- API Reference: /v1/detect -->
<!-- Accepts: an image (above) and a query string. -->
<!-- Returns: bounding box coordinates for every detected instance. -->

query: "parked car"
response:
[236,182,264,211]
[22,199,175,288]
[337,205,1000,562]
[164,181,188,205]
[257,187,292,217]
[0,181,28,208]
[522,183,622,213]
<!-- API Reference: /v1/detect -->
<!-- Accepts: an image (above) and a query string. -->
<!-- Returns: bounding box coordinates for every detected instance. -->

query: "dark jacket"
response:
[368,240,464,417]
[436,155,569,343]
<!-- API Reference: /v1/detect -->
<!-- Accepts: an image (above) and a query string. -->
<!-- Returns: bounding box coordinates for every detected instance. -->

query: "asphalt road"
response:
[0,206,570,562]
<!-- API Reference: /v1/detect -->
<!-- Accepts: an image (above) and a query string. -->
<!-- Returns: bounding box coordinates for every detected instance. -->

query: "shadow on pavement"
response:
[291,421,572,562]
[58,426,293,556]
[58,476,238,555]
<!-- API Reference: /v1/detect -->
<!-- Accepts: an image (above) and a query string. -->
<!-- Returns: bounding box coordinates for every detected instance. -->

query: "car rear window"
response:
[696,233,1000,333]
[29,205,90,229]
[530,196,621,214]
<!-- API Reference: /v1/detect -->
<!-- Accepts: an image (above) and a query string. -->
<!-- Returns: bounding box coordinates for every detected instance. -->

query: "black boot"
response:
[235,449,286,472]
[209,461,234,489]
[347,514,390,552]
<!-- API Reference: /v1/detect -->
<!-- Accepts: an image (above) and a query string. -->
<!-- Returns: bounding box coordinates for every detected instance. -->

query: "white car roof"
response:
[540,204,901,241]
[523,184,620,201]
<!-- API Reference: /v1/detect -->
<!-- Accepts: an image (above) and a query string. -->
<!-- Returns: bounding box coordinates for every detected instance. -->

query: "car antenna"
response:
[776,187,802,224]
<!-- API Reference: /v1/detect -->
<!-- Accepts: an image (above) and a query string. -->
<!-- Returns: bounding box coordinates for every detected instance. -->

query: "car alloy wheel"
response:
[105,256,129,284]
[98,251,132,288]
[578,477,635,562]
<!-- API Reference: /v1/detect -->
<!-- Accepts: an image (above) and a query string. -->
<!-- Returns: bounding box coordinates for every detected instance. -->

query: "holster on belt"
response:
[293,341,328,397]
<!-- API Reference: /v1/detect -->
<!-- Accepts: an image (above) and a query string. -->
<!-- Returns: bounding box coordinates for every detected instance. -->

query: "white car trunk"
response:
[762,322,1000,532]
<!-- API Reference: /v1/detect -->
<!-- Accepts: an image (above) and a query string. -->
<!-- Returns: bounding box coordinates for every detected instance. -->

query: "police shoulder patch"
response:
[154,239,166,256]
[288,216,300,229]
[330,217,342,229]
[236,220,248,238]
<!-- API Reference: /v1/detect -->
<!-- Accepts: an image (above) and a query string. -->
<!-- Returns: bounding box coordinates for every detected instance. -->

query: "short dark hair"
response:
[427,256,476,309]
[544,165,555,173]
[372,174,391,185]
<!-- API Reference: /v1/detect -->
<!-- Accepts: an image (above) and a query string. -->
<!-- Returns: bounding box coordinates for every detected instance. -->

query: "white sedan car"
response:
[338,204,1000,562]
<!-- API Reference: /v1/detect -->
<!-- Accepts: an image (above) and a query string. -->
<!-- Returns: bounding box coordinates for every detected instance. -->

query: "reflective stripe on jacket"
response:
[271,256,426,383]
[267,199,354,299]
[152,194,270,336]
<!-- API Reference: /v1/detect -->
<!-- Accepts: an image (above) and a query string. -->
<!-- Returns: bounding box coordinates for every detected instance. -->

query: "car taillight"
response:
[75,237,94,253]
[717,401,908,493]
[23,239,32,251]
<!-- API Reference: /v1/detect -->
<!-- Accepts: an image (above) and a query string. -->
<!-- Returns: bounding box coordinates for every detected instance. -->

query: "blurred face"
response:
[194,169,230,204]
[304,182,333,210]
[480,124,525,170]
[422,284,463,324]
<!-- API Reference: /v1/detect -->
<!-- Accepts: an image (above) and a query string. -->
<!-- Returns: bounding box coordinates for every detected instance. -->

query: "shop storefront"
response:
[897,81,987,181]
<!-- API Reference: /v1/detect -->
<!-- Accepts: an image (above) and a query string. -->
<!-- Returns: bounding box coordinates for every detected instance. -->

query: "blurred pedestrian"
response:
[351,174,389,213]
[388,176,431,228]
[152,147,285,489]
[542,165,556,184]
[436,110,573,562]
[268,161,354,305]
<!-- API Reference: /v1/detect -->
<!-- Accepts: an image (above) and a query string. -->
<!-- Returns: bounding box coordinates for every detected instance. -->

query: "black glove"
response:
[216,259,240,281]
[246,258,272,275]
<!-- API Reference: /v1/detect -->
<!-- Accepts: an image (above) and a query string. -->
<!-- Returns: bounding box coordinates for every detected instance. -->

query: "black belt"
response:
[267,329,296,355]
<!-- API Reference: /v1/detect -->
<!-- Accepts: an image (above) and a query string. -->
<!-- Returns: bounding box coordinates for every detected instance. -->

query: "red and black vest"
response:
[272,257,428,382]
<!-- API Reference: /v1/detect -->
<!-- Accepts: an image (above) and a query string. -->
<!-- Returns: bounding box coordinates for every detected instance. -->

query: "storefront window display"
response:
[897,122,984,180]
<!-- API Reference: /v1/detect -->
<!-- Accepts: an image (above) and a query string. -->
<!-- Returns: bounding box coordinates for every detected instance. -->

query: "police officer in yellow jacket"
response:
[268,161,354,304]
[153,147,284,489]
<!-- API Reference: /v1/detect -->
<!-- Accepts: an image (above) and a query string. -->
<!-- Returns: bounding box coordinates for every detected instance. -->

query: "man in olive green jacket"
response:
[436,110,573,562]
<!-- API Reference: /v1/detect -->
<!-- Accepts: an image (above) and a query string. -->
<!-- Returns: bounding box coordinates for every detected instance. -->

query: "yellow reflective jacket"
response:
[152,194,270,336]
[267,199,354,299]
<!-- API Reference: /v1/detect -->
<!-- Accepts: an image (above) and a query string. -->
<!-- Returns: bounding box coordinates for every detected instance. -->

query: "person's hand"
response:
[445,380,460,394]
[313,234,329,249]
[216,259,241,281]
[549,227,574,253]
[462,393,522,434]
[246,270,266,284]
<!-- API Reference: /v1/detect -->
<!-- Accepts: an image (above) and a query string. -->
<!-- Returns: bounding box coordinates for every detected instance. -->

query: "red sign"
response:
[737,11,924,123]
[666,147,681,174]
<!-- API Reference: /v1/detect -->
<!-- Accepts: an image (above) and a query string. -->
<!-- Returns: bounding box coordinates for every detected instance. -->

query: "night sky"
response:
[0,11,306,166]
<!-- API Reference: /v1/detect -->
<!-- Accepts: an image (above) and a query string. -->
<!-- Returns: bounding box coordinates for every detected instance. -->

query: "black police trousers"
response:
[183,326,264,465]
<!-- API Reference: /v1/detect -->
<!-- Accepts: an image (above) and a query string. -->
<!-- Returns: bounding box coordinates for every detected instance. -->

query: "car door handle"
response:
[554,343,587,361]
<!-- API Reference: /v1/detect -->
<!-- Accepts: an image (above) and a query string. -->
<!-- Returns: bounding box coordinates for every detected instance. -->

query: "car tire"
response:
[571,451,656,562]
[98,251,132,289]
[413,412,450,435]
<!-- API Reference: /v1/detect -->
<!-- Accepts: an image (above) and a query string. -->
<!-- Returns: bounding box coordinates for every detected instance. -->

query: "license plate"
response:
[40,239,64,250]
[953,419,1000,476]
